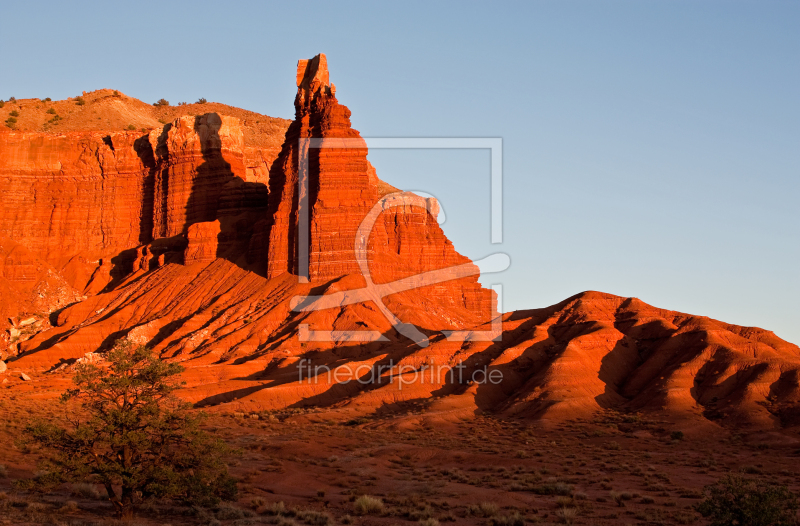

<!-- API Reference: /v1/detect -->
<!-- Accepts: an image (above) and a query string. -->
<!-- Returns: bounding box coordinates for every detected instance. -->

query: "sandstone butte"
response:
[1,54,799,434]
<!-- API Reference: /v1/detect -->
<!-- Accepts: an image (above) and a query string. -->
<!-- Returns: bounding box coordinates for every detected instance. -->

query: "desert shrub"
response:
[5,116,17,127]
[59,500,79,512]
[678,488,703,499]
[296,509,332,526]
[75,96,85,106]
[0,100,4,108]
[673,509,700,525]
[113,90,120,97]
[47,108,56,114]
[216,503,255,520]
[154,98,169,107]
[671,430,685,440]
[0,464,6,478]
[44,97,51,101]
[353,495,384,515]
[468,502,498,517]
[533,482,573,496]
[697,473,798,526]
[21,339,237,516]
[408,505,434,520]
[555,496,573,507]
[26,501,49,512]
[556,507,578,525]
[197,97,207,104]
[9,110,19,117]
[126,124,136,130]
[610,491,625,507]
[8,97,15,103]
[489,511,524,526]
[262,501,287,515]
[70,482,101,499]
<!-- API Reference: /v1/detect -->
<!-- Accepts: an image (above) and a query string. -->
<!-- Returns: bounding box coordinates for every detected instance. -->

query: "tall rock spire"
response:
[265,54,494,320]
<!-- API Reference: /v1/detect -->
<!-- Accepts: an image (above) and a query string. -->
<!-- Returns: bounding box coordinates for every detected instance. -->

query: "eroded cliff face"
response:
[0,106,288,345]
[0,131,153,270]
[2,56,799,431]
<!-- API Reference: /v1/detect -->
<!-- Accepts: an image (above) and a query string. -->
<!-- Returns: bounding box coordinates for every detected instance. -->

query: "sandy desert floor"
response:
[1,379,798,526]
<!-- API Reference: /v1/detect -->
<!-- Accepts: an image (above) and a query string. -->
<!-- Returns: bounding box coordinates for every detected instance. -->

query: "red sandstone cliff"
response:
[1,56,799,432]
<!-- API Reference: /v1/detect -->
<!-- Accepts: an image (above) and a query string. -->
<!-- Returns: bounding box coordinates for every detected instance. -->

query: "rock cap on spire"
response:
[296,54,335,96]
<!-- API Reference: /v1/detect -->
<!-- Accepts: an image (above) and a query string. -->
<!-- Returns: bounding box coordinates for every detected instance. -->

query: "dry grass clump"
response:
[295,508,332,526]
[215,503,256,520]
[556,506,578,525]
[467,501,499,517]
[555,496,573,507]
[353,495,384,515]
[609,490,635,506]
[261,501,287,515]
[489,511,524,526]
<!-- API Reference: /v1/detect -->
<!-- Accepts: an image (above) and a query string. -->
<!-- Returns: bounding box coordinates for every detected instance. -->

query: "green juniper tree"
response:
[22,340,237,516]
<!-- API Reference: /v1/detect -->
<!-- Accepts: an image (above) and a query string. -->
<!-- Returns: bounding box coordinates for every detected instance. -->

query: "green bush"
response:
[697,473,798,526]
[47,108,56,114]
[126,124,136,131]
[113,90,120,97]
[5,116,17,127]
[154,98,169,107]
[9,110,19,117]
[20,340,238,517]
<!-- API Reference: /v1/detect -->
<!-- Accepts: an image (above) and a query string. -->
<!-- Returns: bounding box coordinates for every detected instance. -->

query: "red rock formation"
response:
[0,111,285,294]
[265,54,493,323]
[0,131,153,273]
[149,114,246,238]
[2,56,799,434]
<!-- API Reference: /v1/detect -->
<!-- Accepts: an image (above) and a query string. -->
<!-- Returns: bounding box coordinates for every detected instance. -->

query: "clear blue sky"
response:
[3,1,798,344]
